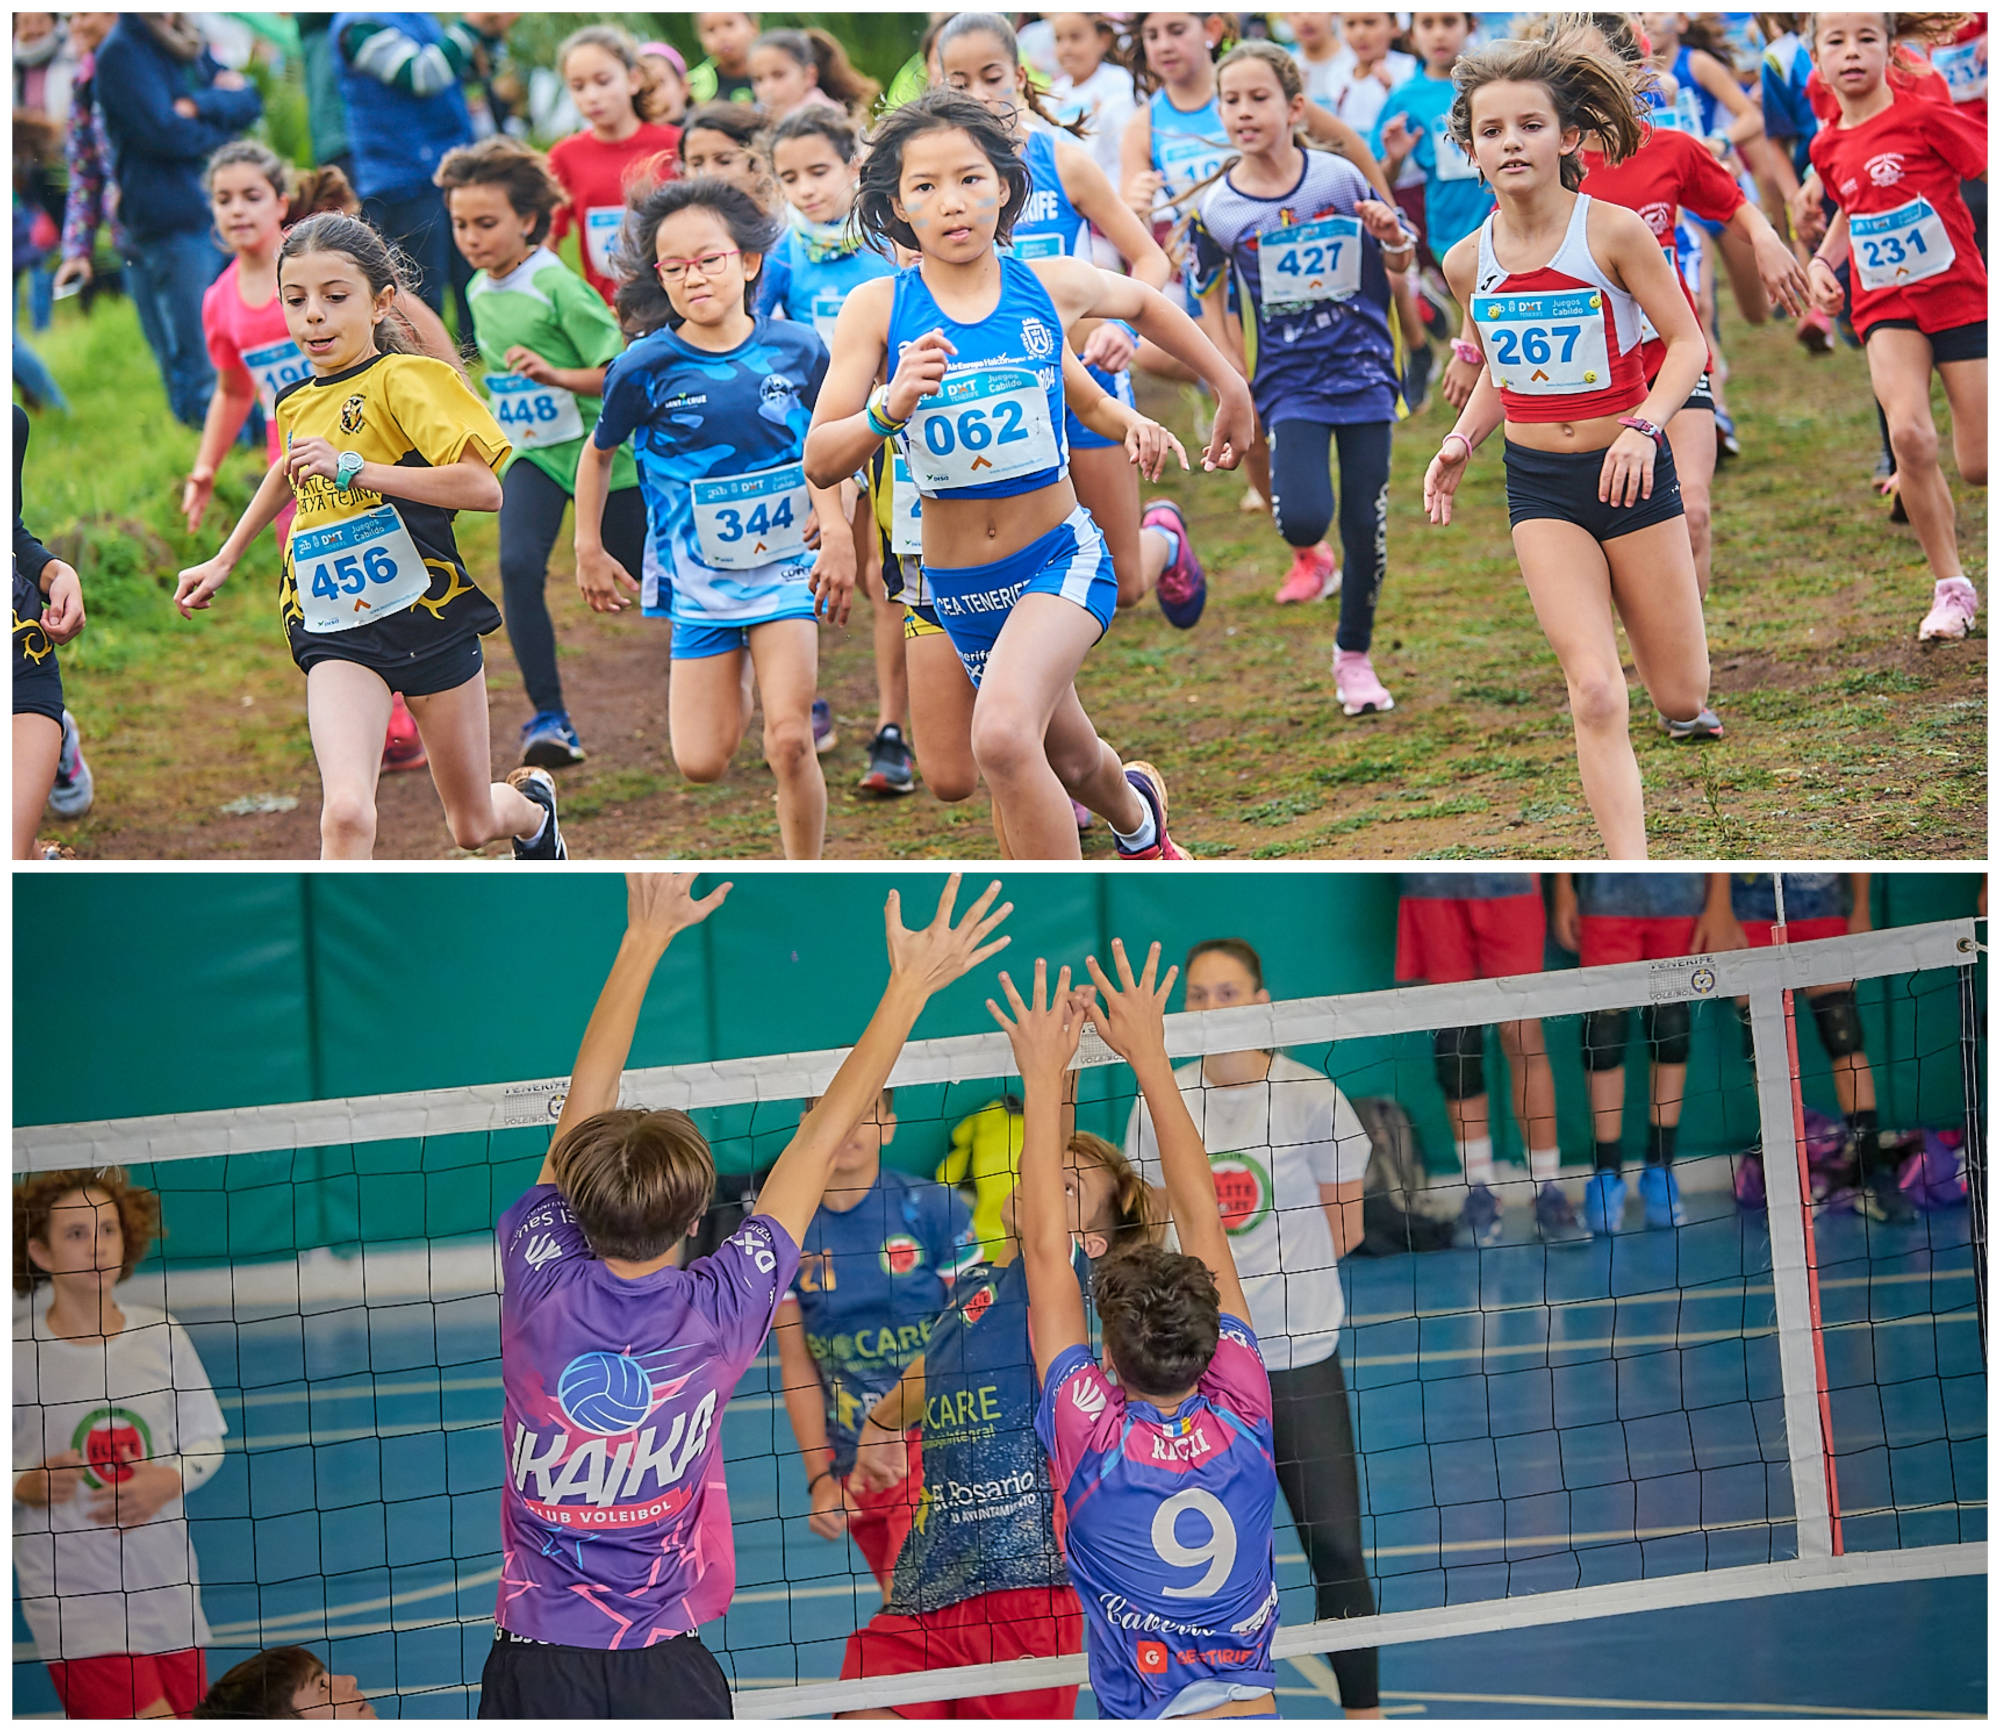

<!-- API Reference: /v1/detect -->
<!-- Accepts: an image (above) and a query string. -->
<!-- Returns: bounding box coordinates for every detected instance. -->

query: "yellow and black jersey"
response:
[865,439,924,610]
[273,352,510,672]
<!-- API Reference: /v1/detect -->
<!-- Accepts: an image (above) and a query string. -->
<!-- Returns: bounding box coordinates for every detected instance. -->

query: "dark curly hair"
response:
[434,134,567,248]
[1094,1239,1221,1400]
[15,1168,162,1297]
[853,88,1030,255]
[612,175,782,337]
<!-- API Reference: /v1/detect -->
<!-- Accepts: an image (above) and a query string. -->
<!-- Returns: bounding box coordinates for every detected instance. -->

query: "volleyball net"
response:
[13,916,1986,1716]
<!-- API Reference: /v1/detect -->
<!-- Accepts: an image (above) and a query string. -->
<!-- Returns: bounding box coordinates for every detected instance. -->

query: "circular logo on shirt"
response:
[1021,318,1056,360]
[1208,1152,1273,1236]
[70,1406,153,1491]
[338,394,366,436]
[879,1234,926,1276]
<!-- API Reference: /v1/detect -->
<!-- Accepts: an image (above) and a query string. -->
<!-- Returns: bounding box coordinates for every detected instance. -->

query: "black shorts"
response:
[1504,437,1685,543]
[1681,371,1716,416]
[294,629,484,697]
[13,613,63,725]
[1862,318,1987,364]
[478,1627,732,1720]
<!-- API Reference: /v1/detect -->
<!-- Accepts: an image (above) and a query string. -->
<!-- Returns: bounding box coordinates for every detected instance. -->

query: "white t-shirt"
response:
[1049,60,1140,189]
[13,1296,227,1660]
[1324,50,1424,189]
[1123,1054,1371,1373]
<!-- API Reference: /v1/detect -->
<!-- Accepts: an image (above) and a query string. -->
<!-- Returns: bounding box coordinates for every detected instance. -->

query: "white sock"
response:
[1458,1135,1495,1187]
[1111,803,1157,852]
[1529,1145,1560,1183]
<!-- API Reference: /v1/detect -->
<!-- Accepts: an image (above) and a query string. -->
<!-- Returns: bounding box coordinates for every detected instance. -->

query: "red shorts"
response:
[1578,914,1699,968]
[1740,915,1849,949]
[841,1584,1083,1719]
[1396,892,1546,984]
[47,1649,207,1718]
[846,1436,923,1592]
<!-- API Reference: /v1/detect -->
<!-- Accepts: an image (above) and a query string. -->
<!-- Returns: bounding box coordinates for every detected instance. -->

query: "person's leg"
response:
[496,458,571,719]
[1068,442,1149,608]
[1331,420,1393,653]
[306,658,397,858]
[119,240,178,412]
[13,711,62,859]
[156,229,226,427]
[1664,404,1717,596]
[402,668,550,850]
[1937,354,1988,490]
[904,622,979,804]
[1510,519,1646,859]
[747,617,828,859]
[11,333,68,414]
[1865,327,1960,581]
[854,501,906,736]
[669,637,752,782]
[1269,418,1339,602]
[1500,1018,1558,1173]
[1604,513,1712,731]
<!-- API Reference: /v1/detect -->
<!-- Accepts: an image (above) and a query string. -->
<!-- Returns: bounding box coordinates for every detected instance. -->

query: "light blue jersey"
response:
[757,214,896,345]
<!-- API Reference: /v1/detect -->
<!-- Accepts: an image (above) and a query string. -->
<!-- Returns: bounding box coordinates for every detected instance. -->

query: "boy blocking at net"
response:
[994,943,1280,1720]
[484,870,1009,1719]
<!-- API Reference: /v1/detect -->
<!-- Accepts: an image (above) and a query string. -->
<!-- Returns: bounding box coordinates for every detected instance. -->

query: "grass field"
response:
[23,286,1985,860]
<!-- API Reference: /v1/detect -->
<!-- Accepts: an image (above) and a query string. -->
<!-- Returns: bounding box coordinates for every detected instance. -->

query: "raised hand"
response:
[989,959,1093,1081]
[1081,937,1177,1067]
[885,874,1012,995]
[627,871,733,941]
[885,328,956,423]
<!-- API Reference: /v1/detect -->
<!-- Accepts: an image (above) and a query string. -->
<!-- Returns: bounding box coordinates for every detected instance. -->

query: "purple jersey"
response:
[494,1183,800,1647]
[1036,1317,1280,1720]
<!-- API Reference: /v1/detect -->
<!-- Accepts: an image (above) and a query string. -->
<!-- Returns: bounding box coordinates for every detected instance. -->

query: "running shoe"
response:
[382,693,426,774]
[1859,1170,1918,1225]
[1582,1170,1628,1236]
[1453,1183,1502,1249]
[1661,706,1724,742]
[1073,798,1095,831]
[1638,1162,1686,1230]
[520,709,585,769]
[1535,1181,1593,1245]
[1115,759,1189,860]
[812,697,837,755]
[1275,542,1338,604]
[46,709,93,818]
[1794,307,1835,355]
[1143,499,1207,629]
[34,837,76,860]
[859,723,916,796]
[1918,577,1978,642]
[507,766,567,861]
[1333,648,1395,717]
[1403,340,1434,415]
[1713,407,1741,465]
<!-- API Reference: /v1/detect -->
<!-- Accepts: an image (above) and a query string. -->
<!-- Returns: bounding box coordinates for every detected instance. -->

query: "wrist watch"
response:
[334,449,365,492]
[1618,415,1666,447]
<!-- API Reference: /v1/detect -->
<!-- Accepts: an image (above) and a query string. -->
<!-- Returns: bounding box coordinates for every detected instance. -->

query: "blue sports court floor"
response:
[14,1189,1985,1718]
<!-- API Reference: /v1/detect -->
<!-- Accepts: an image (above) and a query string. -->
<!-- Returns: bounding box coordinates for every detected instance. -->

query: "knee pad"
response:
[1433,1025,1486,1101]
[1646,1000,1692,1067]
[1581,1007,1631,1072]
[1811,987,1865,1059]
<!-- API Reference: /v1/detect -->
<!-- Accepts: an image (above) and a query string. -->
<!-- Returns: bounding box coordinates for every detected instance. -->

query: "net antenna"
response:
[13,916,1985,1719]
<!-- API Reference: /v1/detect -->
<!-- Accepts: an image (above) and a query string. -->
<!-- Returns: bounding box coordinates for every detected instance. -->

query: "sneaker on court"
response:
[1275,543,1338,604]
[1860,1170,1918,1226]
[1116,759,1189,860]
[859,724,916,796]
[1073,798,1095,831]
[1333,648,1395,717]
[46,709,93,818]
[507,766,567,861]
[381,694,427,774]
[520,710,585,770]
[1638,1163,1686,1230]
[1661,706,1724,742]
[812,698,837,755]
[1794,307,1835,355]
[1582,1171,1628,1236]
[1534,1181,1593,1245]
[1453,1183,1503,1249]
[1143,499,1207,629]
[1918,578,1978,642]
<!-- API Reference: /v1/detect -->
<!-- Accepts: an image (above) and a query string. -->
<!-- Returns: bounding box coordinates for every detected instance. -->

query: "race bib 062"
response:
[902,367,1060,493]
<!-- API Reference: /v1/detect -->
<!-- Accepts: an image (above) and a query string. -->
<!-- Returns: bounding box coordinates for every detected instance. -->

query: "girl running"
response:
[546,25,686,309]
[575,178,852,859]
[174,213,563,862]
[1192,41,1415,717]
[677,102,778,210]
[437,135,648,771]
[1805,12,1987,642]
[805,91,1257,862]
[1045,13,1140,195]
[748,26,879,123]
[940,11,1208,623]
[1422,30,1713,861]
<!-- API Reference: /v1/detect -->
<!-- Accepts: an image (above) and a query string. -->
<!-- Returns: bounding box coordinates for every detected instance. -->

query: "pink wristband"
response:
[1441,431,1473,459]
[1450,338,1483,367]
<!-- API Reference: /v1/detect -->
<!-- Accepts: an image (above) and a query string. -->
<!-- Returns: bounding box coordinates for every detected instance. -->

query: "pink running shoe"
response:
[1115,760,1189,860]
[1333,648,1395,716]
[1072,798,1094,831]
[1794,308,1835,355]
[1275,542,1338,604]
[1142,498,1206,628]
[1919,577,1979,642]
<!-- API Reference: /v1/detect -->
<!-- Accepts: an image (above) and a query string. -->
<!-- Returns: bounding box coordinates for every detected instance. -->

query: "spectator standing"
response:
[50,13,121,310]
[295,13,355,185]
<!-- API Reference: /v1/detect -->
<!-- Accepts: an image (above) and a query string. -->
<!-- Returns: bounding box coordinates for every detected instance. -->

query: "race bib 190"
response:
[690,462,811,570]
[292,503,430,635]
[1851,197,1954,293]
[1472,289,1614,394]
[1259,214,1363,311]
[486,371,585,448]
[240,336,309,416]
[901,367,1061,493]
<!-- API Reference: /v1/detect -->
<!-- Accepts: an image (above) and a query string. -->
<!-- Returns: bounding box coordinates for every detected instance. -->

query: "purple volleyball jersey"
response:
[494,1182,799,1647]
[1035,1317,1280,1720]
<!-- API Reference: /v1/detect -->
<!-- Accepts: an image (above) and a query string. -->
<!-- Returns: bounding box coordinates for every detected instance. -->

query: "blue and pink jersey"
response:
[494,1182,799,1647]
[1035,1316,1280,1720]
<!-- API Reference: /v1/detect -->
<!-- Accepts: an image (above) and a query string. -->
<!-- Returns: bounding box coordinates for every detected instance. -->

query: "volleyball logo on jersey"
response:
[1207,1151,1273,1235]
[71,1405,152,1490]
[879,1233,927,1276]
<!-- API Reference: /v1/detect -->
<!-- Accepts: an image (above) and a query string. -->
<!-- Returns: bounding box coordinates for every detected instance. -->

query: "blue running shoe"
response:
[1143,499,1207,629]
[1638,1163,1686,1230]
[1453,1183,1502,1249]
[520,710,585,769]
[507,766,567,861]
[1583,1171,1628,1236]
[812,697,837,755]
[1535,1181,1592,1245]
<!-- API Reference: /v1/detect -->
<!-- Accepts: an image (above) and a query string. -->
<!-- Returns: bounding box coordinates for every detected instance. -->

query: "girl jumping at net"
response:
[804,89,1256,862]
[174,213,566,863]
[995,942,1281,1720]
[1422,28,1714,861]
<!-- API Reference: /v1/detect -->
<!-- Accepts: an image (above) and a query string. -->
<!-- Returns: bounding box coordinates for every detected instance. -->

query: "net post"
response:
[1960,952,1987,1356]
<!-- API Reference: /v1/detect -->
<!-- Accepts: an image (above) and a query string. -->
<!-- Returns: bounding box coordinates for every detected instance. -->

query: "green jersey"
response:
[466,246,636,494]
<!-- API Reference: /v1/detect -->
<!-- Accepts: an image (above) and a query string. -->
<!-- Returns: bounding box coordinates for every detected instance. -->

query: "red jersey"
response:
[1580,126,1745,379]
[1928,18,1988,123]
[547,122,684,306]
[1809,93,1988,335]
